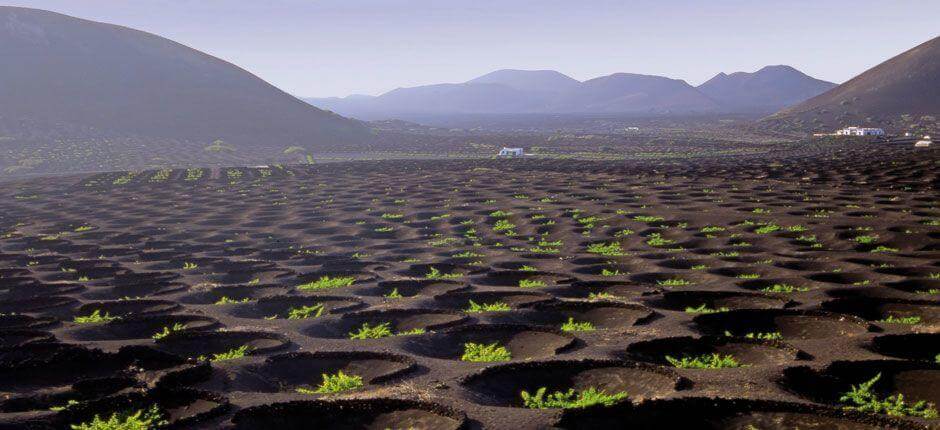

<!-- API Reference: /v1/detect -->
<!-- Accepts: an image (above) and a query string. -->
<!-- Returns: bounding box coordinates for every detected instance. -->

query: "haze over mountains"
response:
[306,66,837,121]
[0,6,368,146]
[0,4,935,155]
[698,65,836,113]
[765,35,940,132]
[468,69,581,94]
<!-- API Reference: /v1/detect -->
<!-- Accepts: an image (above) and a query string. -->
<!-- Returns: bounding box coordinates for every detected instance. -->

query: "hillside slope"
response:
[0,6,368,146]
[764,36,940,132]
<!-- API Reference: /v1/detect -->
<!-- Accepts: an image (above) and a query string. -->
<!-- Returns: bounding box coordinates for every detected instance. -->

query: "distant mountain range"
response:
[306,66,836,121]
[0,6,368,146]
[699,65,836,113]
[764,35,940,132]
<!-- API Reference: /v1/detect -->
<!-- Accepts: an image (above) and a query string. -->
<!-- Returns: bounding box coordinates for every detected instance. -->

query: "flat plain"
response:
[0,141,937,429]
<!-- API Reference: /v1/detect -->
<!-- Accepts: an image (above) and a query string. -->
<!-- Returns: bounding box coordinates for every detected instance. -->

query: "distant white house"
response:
[915,135,932,147]
[836,126,885,136]
[497,147,524,157]
[625,126,640,132]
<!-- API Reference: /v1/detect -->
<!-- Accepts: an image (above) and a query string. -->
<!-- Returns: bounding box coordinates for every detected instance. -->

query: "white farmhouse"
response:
[497,147,524,157]
[835,126,885,136]
[915,135,932,147]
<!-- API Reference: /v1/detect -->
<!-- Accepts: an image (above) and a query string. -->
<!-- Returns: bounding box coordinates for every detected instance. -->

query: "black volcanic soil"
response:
[0,144,937,429]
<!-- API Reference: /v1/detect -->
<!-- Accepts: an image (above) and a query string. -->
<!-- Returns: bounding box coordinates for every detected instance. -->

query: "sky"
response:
[4,0,939,97]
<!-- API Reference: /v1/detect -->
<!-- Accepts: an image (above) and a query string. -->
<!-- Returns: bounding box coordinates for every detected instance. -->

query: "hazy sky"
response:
[5,0,940,97]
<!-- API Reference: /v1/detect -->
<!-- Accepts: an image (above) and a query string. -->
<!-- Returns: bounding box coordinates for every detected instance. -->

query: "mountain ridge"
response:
[307,66,834,120]
[697,65,837,113]
[467,69,582,93]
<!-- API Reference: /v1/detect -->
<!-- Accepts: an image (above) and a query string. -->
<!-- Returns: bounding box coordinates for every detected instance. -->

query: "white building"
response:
[497,147,524,157]
[915,135,932,147]
[836,126,885,136]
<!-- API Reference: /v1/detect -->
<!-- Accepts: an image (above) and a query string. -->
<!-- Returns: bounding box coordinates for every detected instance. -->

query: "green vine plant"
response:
[839,373,938,419]
[560,317,596,332]
[198,345,252,362]
[665,353,745,369]
[297,275,355,291]
[520,387,628,409]
[461,342,511,362]
[465,300,511,313]
[151,323,186,340]
[296,371,364,394]
[73,310,119,324]
[70,404,168,430]
[287,304,325,320]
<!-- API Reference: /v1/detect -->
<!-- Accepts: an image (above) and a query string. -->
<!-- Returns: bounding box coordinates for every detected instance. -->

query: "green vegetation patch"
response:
[665,353,744,369]
[839,373,938,419]
[200,345,251,362]
[684,304,729,314]
[587,242,623,256]
[520,387,628,409]
[657,278,693,286]
[151,323,186,340]
[561,317,596,332]
[878,315,921,325]
[297,371,364,394]
[739,331,783,340]
[287,304,325,319]
[519,279,546,288]
[348,322,393,339]
[74,310,120,324]
[70,405,167,430]
[425,267,463,280]
[461,342,511,362]
[761,284,809,293]
[465,300,511,313]
[298,276,356,290]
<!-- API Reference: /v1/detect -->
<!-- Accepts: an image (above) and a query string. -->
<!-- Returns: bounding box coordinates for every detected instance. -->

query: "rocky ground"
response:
[0,142,937,429]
